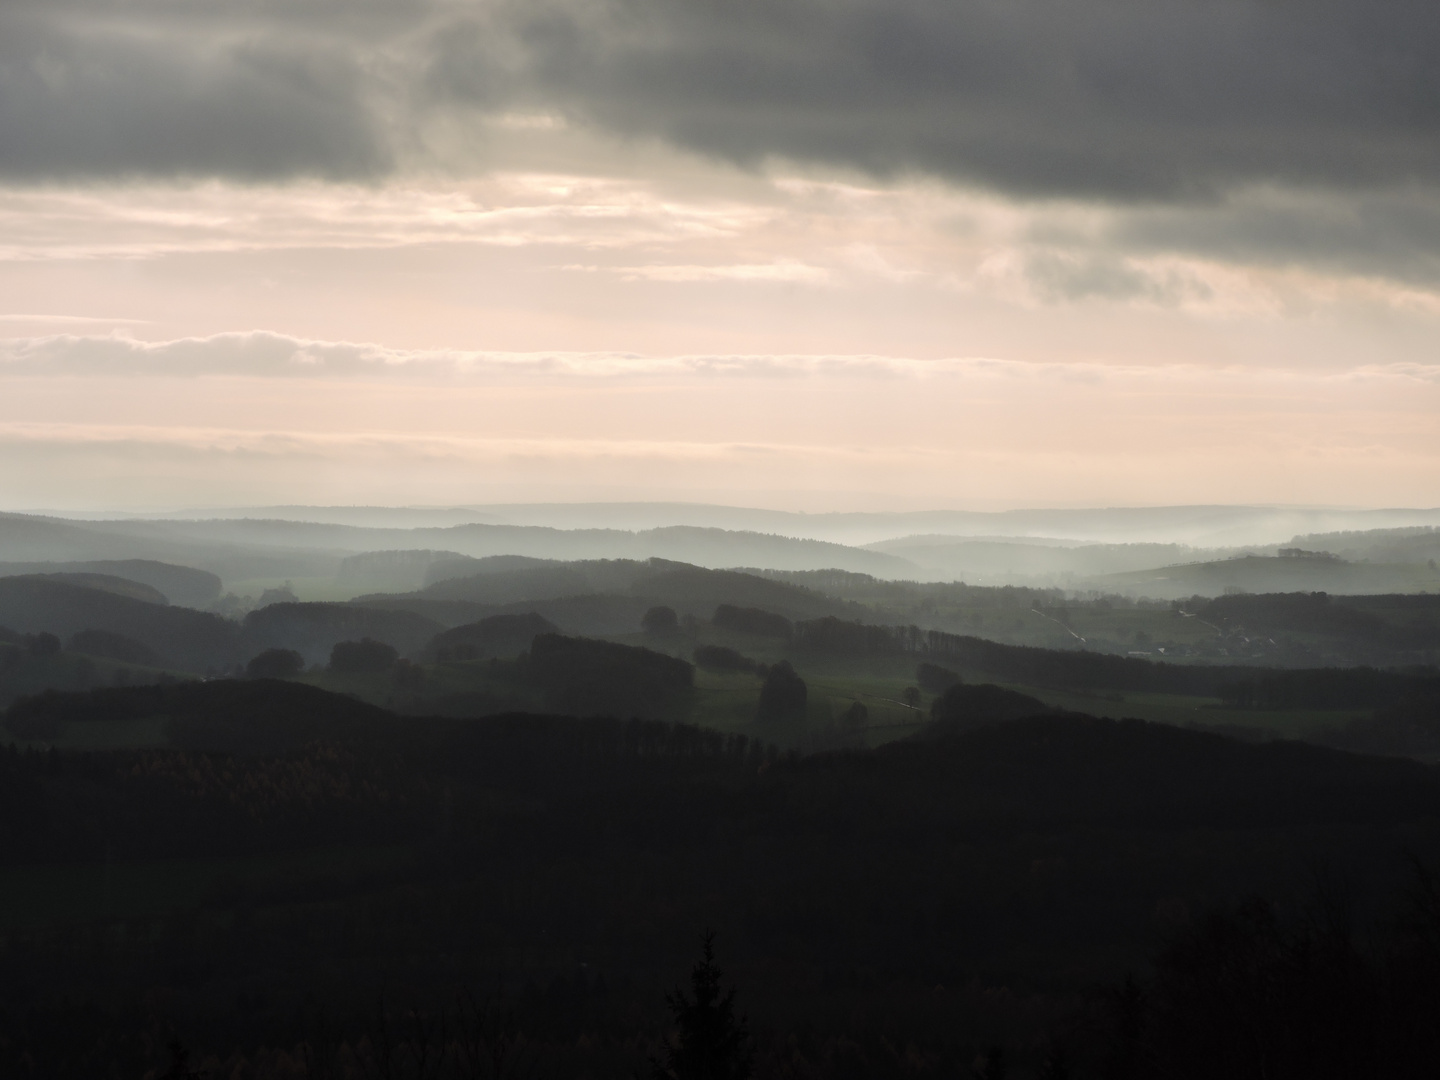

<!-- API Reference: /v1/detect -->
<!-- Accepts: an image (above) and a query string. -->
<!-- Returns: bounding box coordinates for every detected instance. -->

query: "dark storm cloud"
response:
[5,0,1440,230]
[0,2,389,181]
[426,0,1440,201]
[1115,191,1440,284]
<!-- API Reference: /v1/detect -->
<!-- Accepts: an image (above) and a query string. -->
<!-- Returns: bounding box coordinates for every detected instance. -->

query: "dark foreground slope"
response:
[2,679,1440,1076]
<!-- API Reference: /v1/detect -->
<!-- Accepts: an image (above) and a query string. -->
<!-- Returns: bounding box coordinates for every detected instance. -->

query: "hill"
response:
[0,576,237,672]
[4,678,394,753]
[1293,525,1440,565]
[28,572,169,605]
[357,559,854,636]
[399,559,849,620]
[1098,552,1440,598]
[865,536,1201,584]
[0,513,347,583]
[239,602,443,666]
[422,612,559,662]
[335,548,476,593]
[0,559,221,606]
[2,677,1440,1074]
[1,513,920,589]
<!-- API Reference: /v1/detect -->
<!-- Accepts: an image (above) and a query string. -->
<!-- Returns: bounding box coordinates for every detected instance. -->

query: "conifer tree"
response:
[652,931,752,1080]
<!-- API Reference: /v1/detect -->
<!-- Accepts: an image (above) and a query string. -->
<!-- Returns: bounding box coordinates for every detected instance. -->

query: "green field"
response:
[9,646,1366,754]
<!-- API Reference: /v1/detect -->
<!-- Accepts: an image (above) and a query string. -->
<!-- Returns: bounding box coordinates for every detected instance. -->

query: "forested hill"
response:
[0,576,238,672]
[2,678,1440,1075]
[4,677,1438,863]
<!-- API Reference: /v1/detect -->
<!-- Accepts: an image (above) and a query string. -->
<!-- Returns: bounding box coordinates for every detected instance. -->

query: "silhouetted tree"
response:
[916,662,961,695]
[973,1045,1006,1080]
[927,682,1051,732]
[653,932,752,1080]
[329,637,398,673]
[245,647,304,679]
[68,628,164,666]
[26,631,61,657]
[756,661,806,724]
[693,645,759,674]
[257,582,298,606]
[393,658,424,689]
[161,1040,204,1079]
[712,605,792,639]
[643,606,681,636]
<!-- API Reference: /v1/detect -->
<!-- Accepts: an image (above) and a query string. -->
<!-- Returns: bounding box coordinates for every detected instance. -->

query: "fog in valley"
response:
[8,502,1440,603]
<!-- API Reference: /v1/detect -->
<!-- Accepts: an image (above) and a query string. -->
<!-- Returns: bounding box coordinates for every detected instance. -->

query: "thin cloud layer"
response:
[2,332,1437,508]
[5,330,1440,386]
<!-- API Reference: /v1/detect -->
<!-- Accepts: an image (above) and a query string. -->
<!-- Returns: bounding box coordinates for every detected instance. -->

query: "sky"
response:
[1,0,1438,513]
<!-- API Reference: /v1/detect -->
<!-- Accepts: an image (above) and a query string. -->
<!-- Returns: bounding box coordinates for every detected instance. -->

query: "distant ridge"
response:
[26,503,1440,548]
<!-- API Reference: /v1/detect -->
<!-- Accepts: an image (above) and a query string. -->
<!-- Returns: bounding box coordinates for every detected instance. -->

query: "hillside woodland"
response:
[1,679,1439,1077]
[0,535,1438,1076]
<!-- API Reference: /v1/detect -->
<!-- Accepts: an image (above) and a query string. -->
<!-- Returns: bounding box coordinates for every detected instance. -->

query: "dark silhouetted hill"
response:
[1196,591,1440,654]
[66,629,166,667]
[417,564,599,605]
[524,633,694,718]
[635,563,839,621]
[1293,524,1440,565]
[4,678,394,753]
[0,559,220,606]
[33,573,169,605]
[424,612,559,662]
[360,559,851,634]
[241,602,442,665]
[336,548,475,593]
[924,683,1053,735]
[693,644,762,674]
[3,673,1440,1076]
[1099,552,1437,598]
[0,576,237,671]
[0,513,346,582]
[714,604,794,638]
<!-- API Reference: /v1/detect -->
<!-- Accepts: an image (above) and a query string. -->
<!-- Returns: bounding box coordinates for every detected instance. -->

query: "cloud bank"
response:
[2,2,1437,511]
[0,2,389,181]
[0,331,1436,511]
[3,0,1438,203]
[2,0,1440,294]
[6,330,1440,385]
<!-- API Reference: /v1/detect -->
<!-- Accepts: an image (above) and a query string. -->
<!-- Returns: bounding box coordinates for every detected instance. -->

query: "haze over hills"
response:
[3,506,1439,599]
[27,502,1440,548]
[3,502,1440,1079]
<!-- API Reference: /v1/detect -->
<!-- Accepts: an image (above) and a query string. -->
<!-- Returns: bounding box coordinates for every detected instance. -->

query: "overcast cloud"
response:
[4,0,1438,202]
[3,0,1438,509]
[0,2,391,181]
[6,330,1440,385]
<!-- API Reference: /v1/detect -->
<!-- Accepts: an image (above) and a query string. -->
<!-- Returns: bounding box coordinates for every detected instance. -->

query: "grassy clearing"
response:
[1000,682,1366,740]
[3,631,1379,755]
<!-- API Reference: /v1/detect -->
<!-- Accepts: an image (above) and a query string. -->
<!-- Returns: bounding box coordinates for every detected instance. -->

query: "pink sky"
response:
[2,0,1438,512]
